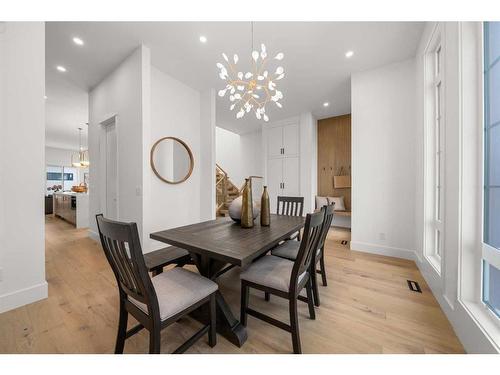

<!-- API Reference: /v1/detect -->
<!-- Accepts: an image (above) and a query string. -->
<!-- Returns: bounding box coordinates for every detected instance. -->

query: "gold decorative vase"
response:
[260,186,270,226]
[241,178,254,228]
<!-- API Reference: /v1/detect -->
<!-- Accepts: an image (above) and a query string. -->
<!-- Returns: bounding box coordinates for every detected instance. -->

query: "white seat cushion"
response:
[240,255,306,292]
[272,240,321,261]
[272,240,300,260]
[129,268,218,321]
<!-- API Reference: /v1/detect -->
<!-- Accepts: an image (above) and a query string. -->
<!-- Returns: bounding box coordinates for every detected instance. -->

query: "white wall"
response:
[145,65,207,251]
[46,146,76,166]
[88,46,149,239]
[351,59,417,259]
[88,46,215,252]
[216,126,263,195]
[0,22,47,313]
[299,112,317,214]
[199,89,216,221]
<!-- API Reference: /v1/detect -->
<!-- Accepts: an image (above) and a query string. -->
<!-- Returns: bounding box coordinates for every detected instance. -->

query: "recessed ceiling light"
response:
[44,95,47,99]
[72,37,84,46]
[345,50,354,58]
[323,102,330,107]
[56,65,67,72]
[199,35,207,43]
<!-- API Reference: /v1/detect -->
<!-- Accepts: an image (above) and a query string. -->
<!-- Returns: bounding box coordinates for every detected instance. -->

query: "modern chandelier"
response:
[216,23,285,122]
[71,127,90,168]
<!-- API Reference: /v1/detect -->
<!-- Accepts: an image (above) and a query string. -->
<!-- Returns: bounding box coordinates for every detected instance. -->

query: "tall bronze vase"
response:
[241,178,254,228]
[260,186,270,226]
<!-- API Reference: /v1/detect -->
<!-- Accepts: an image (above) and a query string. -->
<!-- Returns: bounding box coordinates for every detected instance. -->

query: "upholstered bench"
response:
[143,246,193,276]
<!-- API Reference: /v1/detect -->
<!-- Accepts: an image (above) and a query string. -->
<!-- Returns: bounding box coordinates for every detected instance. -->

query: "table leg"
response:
[189,253,247,347]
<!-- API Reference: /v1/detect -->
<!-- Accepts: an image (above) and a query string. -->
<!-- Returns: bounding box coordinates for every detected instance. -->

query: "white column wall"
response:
[351,59,417,259]
[0,22,47,313]
[88,46,148,240]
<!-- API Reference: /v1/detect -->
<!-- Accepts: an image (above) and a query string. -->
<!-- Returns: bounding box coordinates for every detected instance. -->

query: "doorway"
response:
[101,116,118,220]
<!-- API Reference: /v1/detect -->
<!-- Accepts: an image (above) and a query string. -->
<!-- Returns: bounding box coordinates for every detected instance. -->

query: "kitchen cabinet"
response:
[53,192,89,228]
[54,193,76,225]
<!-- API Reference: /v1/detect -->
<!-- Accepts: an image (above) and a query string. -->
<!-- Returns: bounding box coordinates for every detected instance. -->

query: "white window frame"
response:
[458,22,500,351]
[423,23,445,274]
[482,21,500,319]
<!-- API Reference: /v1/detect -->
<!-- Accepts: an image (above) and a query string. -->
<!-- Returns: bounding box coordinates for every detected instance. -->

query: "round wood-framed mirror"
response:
[150,137,194,184]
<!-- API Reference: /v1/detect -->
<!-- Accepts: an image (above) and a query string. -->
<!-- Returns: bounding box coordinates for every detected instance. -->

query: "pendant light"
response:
[216,22,285,122]
[71,127,90,168]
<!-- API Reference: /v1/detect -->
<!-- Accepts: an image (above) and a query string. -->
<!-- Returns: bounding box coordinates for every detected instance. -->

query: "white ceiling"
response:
[45,22,425,136]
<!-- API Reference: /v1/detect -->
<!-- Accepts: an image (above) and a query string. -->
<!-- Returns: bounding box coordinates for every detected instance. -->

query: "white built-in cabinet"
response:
[264,120,300,210]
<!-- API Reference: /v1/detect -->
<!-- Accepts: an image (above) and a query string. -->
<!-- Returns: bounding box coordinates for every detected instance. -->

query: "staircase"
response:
[216,164,243,217]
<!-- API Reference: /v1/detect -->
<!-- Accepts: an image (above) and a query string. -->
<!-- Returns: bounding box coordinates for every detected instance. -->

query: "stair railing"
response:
[216,164,228,214]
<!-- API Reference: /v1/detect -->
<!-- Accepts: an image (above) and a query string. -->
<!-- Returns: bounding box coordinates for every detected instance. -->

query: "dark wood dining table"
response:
[150,214,305,347]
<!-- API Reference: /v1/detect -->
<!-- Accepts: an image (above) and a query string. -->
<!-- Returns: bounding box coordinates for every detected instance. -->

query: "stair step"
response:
[216,167,243,217]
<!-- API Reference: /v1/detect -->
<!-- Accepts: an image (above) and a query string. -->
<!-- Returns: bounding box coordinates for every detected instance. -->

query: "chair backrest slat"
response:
[277,196,304,217]
[290,209,325,292]
[117,240,142,294]
[96,215,158,311]
[317,203,335,251]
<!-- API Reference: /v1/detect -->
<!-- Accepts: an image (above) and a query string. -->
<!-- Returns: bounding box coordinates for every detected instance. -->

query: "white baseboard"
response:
[0,281,48,314]
[416,256,500,353]
[88,230,99,242]
[350,241,416,261]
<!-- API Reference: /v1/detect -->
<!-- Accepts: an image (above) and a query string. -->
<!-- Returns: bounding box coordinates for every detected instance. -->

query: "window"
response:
[45,165,77,194]
[424,24,445,271]
[46,172,74,181]
[434,43,444,258]
[483,21,500,318]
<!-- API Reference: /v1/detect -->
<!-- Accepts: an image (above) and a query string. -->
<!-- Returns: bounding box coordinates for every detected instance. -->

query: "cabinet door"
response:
[282,157,300,197]
[267,126,283,158]
[53,195,59,213]
[63,196,70,219]
[267,158,283,212]
[283,123,299,156]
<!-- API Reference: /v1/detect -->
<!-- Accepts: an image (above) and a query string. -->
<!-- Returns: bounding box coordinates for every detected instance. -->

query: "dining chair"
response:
[96,214,218,354]
[264,195,305,302]
[240,208,325,354]
[277,196,305,217]
[271,203,335,307]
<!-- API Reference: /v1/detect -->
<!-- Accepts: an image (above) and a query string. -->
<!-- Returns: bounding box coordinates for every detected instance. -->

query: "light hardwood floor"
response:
[0,216,464,354]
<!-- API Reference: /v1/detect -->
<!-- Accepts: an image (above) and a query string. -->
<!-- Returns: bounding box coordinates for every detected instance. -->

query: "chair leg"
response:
[149,327,161,354]
[208,294,217,347]
[305,280,316,320]
[265,292,270,301]
[311,262,321,307]
[114,300,128,354]
[320,249,327,286]
[240,282,249,326]
[289,297,302,354]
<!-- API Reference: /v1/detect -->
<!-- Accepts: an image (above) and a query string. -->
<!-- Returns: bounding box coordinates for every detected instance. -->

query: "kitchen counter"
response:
[53,192,89,228]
